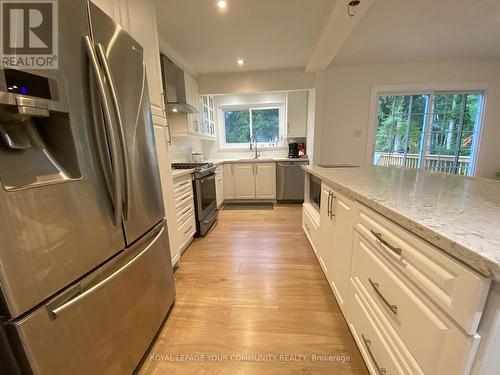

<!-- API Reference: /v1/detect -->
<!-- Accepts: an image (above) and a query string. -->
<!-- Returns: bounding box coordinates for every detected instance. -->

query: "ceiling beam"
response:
[305,0,375,72]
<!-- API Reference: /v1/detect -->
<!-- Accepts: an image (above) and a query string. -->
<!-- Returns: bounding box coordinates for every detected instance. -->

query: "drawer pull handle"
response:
[370,230,402,256]
[184,225,193,234]
[362,334,387,375]
[369,278,398,316]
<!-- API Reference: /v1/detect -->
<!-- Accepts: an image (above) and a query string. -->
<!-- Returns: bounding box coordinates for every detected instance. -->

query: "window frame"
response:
[366,83,488,177]
[218,103,286,150]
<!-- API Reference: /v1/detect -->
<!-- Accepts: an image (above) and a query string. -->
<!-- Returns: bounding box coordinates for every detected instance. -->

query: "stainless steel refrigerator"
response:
[0,1,175,374]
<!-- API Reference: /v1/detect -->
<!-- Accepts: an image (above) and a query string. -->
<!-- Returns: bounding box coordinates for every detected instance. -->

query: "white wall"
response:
[198,68,315,95]
[316,61,500,179]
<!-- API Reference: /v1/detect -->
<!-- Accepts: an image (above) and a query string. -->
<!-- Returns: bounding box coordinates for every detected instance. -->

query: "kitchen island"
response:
[302,164,500,375]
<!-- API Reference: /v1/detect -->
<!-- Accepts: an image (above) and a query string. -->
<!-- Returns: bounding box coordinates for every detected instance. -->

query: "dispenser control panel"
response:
[0,69,59,101]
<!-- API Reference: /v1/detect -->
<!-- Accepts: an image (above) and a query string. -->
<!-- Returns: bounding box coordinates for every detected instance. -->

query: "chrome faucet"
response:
[250,135,259,159]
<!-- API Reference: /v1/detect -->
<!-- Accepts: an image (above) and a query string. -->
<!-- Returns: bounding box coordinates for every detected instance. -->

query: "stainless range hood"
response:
[160,54,198,114]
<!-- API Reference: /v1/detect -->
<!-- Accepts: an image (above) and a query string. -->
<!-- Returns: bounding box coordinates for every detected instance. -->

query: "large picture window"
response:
[373,92,484,176]
[221,106,284,148]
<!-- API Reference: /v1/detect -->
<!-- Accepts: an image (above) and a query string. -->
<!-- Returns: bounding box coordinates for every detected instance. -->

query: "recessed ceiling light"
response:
[237,59,245,66]
[172,108,178,113]
[217,1,227,9]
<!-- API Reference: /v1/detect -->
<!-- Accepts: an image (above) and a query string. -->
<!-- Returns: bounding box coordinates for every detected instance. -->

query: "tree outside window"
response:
[222,107,283,147]
[373,92,483,176]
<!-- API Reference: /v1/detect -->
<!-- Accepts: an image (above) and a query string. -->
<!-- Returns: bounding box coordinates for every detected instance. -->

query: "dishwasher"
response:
[276,160,309,202]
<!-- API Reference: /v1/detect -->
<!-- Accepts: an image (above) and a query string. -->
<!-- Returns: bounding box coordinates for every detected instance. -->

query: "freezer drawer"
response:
[4,221,175,375]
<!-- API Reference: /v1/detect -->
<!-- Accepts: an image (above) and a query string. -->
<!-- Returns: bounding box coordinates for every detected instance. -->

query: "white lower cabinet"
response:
[233,164,256,199]
[153,124,177,265]
[319,183,356,312]
[255,163,277,199]
[224,162,276,200]
[351,231,481,375]
[302,173,490,375]
[223,164,235,199]
[302,203,320,254]
[173,174,196,258]
[215,166,224,208]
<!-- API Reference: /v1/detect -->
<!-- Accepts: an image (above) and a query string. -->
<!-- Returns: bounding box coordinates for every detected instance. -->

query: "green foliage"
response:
[252,109,279,142]
[225,110,250,143]
[224,108,280,144]
[375,94,481,158]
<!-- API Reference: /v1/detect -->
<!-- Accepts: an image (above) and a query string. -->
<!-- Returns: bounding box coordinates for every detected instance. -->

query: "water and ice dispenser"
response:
[0,68,80,190]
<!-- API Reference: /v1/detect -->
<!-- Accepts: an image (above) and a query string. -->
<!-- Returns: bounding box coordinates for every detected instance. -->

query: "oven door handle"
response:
[203,208,218,224]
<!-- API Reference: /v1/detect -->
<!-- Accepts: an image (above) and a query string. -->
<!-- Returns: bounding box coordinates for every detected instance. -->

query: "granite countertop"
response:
[208,157,309,165]
[304,165,500,279]
[172,169,195,178]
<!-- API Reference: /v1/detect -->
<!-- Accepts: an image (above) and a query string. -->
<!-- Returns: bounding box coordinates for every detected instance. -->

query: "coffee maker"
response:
[288,142,299,158]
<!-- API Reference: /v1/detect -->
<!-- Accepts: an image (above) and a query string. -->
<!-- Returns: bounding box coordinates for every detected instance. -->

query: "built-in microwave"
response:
[309,175,322,212]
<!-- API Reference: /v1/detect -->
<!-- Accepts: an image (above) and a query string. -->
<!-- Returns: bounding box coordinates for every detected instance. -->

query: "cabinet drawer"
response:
[349,281,408,375]
[178,213,195,247]
[356,205,490,334]
[173,183,192,198]
[174,190,194,208]
[175,191,194,212]
[173,175,192,191]
[302,204,320,254]
[177,206,194,228]
[352,232,481,375]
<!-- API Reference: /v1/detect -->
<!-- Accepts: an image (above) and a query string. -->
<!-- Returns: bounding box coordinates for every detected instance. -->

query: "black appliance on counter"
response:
[171,163,218,236]
[288,142,299,158]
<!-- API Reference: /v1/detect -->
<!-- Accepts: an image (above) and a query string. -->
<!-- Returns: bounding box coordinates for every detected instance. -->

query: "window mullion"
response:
[453,94,467,174]
[403,95,414,166]
[419,94,433,170]
[249,109,253,140]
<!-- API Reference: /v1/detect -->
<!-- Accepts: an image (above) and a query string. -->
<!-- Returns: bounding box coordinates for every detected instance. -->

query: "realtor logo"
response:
[1,0,58,69]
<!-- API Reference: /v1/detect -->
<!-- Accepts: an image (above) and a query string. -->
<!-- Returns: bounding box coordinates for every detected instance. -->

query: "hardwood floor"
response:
[139,204,368,374]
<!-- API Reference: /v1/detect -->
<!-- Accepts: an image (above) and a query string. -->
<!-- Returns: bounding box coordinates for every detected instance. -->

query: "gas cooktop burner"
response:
[171,162,213,171]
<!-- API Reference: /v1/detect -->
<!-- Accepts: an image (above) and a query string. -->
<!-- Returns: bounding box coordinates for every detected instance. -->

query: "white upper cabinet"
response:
[122,0,165,119]
[92,0,166,120]
[255,163,276,199]
[287,91,308,138]
[184,72,201,134]
[201,95,216,138]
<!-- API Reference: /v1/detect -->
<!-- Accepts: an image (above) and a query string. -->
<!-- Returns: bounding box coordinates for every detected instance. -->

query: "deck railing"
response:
[375,153,471,175]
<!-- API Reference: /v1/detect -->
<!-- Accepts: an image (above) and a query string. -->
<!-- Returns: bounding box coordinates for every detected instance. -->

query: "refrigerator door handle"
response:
[48,226,164,320]
[96,43,130,220]
[84,35,123,226]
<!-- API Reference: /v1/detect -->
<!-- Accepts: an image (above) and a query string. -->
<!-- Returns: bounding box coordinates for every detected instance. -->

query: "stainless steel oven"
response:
[193,166,218,236]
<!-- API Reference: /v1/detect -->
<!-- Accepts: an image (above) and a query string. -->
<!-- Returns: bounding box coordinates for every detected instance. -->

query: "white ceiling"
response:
[333,0,500,65]
[154,0,336,75]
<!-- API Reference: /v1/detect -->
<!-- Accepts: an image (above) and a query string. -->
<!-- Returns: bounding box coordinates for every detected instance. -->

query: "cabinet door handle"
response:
[370,230,402,256]
[361,334,387,375]
[304,222,310,232]
[369,278,398,316]
[327,192,332,218]
[161,92,166,115]
[330,193,336,218]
